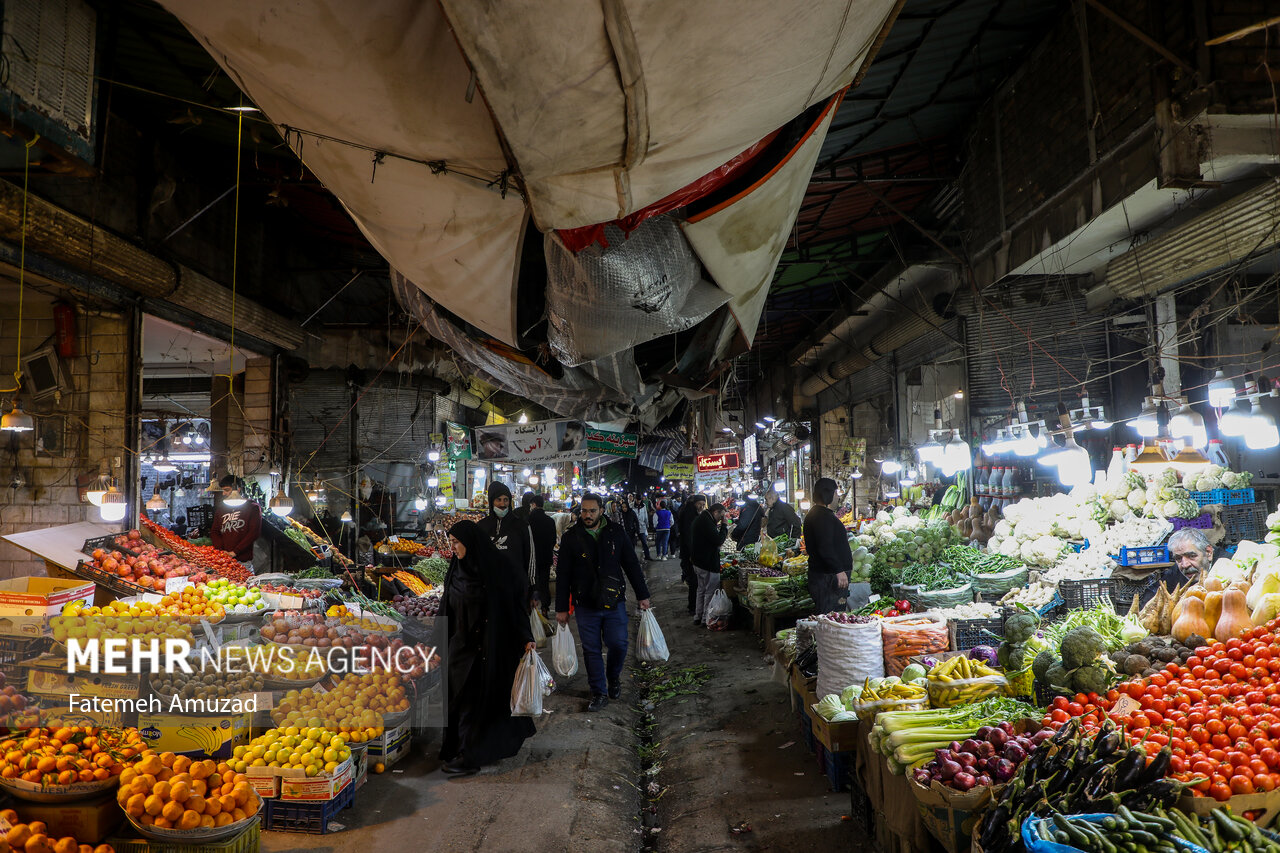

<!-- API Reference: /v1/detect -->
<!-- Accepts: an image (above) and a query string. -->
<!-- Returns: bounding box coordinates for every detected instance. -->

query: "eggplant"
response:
[1113,747,1149,790]
[1135,746,1171,786]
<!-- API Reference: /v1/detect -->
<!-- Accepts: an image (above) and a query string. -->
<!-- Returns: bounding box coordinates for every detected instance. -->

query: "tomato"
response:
[1051,696,1068,710]
[1229,723,1249,740]
[1050,709,1069,724]
[1263,747,1280,768]
[1231,774,1256,795]
[1150,675,1168,689]
[1211,782,1234,801]
[1257,774,1278,792]
[1257,647,1273,660]
[1207,719,1227,735]
[1229,638,1245,650]
[1209,748,1229,762]
[1066,702,1084,716]
[1213,734,1232,749]
[1229,647,1246,661]
[1214,659,1234,674]
[1251,758,1270,776]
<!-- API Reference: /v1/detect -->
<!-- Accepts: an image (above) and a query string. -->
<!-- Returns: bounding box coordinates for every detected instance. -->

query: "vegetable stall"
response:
[768,459,1280,853]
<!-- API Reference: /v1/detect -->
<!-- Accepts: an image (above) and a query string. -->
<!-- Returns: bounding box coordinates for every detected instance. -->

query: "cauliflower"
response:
[1081,519,1105,541]
[1156,469,1179,489]
[993,519,1013,539]
[1030,535,1066,567]
[1110,499,1132,519]
[999,538,1021,558]
[1125,471,1146,492]
[1127,488,1146,509]
[892,506,910,519]
[1267,510,1280,531]
[1223,471,1252,489]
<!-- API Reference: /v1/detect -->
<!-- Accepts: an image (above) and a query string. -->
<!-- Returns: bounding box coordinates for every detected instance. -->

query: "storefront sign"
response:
[587,428,637,458]
[445,422,472,460]
[743,434,758,467]
[472,419,590,463]
[663,462,696,479]
[696,451,740,473]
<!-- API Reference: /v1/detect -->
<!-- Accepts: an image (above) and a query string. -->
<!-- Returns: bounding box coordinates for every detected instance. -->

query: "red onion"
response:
[986,728,1008,748]
[951,771,976,791]
[937,759,962,781]
[1002,742,1027,763]
[992,758,1016,783]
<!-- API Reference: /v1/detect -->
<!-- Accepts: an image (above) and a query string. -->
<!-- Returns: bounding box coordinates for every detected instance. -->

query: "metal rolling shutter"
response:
[357,381,439,464]
[964,279,1109,418]
[289,371,351,472]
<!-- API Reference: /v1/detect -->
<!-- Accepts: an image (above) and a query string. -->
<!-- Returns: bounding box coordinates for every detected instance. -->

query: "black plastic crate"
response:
[949,615,1004,650]
[1035,679,1070,707]
[0,636,49,668]
[1222,501,1268,545]
[1057,578,1114,610]
[262,781,354,834]
[823,746,853,792]
[848,775,874,833]
[1110,575,1160,615]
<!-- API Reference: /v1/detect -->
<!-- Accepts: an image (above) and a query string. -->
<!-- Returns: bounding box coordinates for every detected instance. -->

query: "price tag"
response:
[141,592,163,605]
[1111,694,1141,717]
[165,577,191,594]
[251,691,274,710]
[387,536,399,544]
[199,619,220,649]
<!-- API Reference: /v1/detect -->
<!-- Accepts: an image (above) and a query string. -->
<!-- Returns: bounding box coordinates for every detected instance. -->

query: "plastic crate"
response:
[1069,541,1089,553]
[798,705,816,752]
[1057,577,1114,610]
[848,777,874,833]
[1172,513,1214,531]
[949,616,1004,651]
[822,746,853,792]
[1110,575,1159,614]
[0,636,48,668]
[1034,679,1069,707]
[262,781,354,834]
[1188,488,1255,507]
[1222,501,1268,545]
[1115,545,1169,567]
[108,821,259,853]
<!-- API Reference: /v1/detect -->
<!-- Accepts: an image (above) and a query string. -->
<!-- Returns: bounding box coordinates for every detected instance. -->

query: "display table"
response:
[1,522,120,605]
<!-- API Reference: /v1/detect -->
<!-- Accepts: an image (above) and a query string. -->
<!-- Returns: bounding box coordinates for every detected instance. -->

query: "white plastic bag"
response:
[552,623,578,677]
[637,609,670,662]
[511,649,555,716]
[529,608,548,648]
[814,614,885,701]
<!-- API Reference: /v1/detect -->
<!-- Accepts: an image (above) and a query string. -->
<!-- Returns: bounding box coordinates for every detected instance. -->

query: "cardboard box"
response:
[136,711,251,759]
[248,773,280,798]
[35,702,130,728]
[368,730,410,770]
[0,578,95,637]
[808,708,860,753]
[16,794,123,843]
[277,757,354,801]
[26,657,141,701]
[353,746,369,792]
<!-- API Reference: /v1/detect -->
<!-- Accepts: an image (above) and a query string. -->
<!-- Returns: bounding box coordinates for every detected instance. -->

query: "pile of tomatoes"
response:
[1043,622,1280,801]
[140,516,252,583]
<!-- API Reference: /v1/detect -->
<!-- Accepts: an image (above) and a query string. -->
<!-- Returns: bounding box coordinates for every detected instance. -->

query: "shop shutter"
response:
[356,381,438,464]
[289,371,351,472]
[964,279,1109,418]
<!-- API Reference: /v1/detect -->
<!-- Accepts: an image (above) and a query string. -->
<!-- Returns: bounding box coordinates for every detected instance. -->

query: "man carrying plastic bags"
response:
[556,492,652,712]
[637,609,669,662]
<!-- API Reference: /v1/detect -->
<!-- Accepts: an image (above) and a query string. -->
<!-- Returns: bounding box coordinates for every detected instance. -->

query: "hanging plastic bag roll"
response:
[552,622,579,677]
[511,648,555,716]
[637,610,670,662]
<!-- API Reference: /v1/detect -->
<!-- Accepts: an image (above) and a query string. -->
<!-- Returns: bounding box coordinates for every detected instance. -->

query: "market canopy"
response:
[156,0,900,419]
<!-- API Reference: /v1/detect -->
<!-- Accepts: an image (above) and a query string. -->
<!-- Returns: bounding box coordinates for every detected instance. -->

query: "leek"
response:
[884,724,984,753]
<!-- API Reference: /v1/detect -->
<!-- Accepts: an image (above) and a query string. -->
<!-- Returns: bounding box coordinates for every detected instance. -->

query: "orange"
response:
[198,815,215,829]
[230,783,250,807]
[189,762,210,780]
[172,756,192,774]
[168,781,190,803]
[124,794,146,818]
[151,781,170,800]
[1,809,18,824]
[157,768,173,783]
[159,753,176,768]
[242,797,259,817]
[53,837,77,853]
[136,756,162,777]
[190,780,206,798]
[92,847,113,853]
[79,846,92,853]
[217,795,236,814]
[7,826,31,849]
[25,833,51,853]
[136,773,157,792]
[118,769,136,787]
[184,793,205,814]
[212,813,232,828]
[160,801,183,823]
[27,825,45,839]
[178,811,200,831]
[143,795,164,816]
[230,809,246,823]
[151,818,171,830]
[202,797,220,817]
[137,815,153,827]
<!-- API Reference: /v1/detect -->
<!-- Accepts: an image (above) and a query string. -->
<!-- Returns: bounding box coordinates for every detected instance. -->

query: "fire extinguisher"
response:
[52,301,77,359]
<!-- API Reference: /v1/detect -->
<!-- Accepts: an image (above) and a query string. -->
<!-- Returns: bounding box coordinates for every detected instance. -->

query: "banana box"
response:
[137,711,251,759]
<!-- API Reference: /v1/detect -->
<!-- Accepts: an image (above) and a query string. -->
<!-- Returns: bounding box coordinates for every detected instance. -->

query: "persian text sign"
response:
[473,419,588,463]
[663,463,696,479]
[587,428,638,458]
[696,451,740,473]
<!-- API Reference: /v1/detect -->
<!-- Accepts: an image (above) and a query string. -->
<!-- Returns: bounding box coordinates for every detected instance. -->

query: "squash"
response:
[1203,590,1224,636]
[1183,584,1207,601]
[1215,588,1253,642]
[1172,596,1210,644]
[1203,577,1224,592]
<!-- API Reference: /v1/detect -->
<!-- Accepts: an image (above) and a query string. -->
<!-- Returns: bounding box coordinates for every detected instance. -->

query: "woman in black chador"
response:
[434,520,537,777]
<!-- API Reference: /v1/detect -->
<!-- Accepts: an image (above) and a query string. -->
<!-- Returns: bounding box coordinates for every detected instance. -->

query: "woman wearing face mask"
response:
[433,520,537,777]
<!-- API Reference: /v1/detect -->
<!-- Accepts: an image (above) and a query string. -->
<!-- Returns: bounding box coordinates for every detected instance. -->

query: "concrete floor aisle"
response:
[260,555,867,852]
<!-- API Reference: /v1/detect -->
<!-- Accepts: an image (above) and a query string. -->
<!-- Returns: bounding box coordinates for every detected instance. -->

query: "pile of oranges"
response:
[0,727,147,786]
[158,587,226,625]
[0,809,113,853]
[116,752,257,830]
[50,601,193,646]
[271,672,408,741]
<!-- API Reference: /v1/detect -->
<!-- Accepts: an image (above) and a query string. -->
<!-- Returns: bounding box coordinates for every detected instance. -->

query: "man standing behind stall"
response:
[212,475,262,571]
[477,482,537,606]
[802,478,851,615]
[764,488,803,539]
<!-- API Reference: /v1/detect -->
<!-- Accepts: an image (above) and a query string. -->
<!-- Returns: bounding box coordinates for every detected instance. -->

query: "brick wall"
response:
[241,357,273,476]
[0,295,130,579]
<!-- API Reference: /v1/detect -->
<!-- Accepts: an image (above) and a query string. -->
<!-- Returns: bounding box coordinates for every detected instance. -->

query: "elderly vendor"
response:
[1163,528,1215,586]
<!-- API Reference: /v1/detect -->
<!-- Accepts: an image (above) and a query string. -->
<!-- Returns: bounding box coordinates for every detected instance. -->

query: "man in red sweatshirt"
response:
[212,475,262,570]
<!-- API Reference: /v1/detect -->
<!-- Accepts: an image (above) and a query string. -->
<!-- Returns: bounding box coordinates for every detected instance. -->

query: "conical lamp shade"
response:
[0,404,33,432]
[1129,443,1170,474]
[1169,445,1211,475]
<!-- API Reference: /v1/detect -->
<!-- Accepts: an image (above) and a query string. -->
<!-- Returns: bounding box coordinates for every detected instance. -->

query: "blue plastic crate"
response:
[1171,513,1214,531]
[798,706,816,752]
[1115,545,1169,567]
[1188,487,1255,507]
[823,747,853,792]
[262,781,354,834]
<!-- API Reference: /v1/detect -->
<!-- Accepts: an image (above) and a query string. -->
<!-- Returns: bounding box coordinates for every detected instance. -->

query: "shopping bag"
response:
[708,589,733,619]
[529,608,548,648]
[511,648,555,716]
[637,609,670,662]
[552,623,578,677]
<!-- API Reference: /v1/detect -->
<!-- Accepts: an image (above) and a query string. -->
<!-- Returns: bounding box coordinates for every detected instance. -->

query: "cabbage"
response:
[841,684,863,707]
[814,694,845,721]
[900,663,927,683]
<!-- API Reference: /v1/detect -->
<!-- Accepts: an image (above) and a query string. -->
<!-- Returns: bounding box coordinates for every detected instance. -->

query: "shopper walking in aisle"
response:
[433,520,536,778]
[691,501,729,625]
[764,488,803,539]
[620,498,652,562]
[731,493,764,548]
[522,493,558,614]
[632,495,653,559]
[653,500,674,559]
[802,478,851,615]
[677,494,707,614]
[556,493,651,711]
[477,482,538,608]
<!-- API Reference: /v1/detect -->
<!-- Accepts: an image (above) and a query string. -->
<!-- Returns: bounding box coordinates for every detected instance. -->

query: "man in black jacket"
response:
[477,482,538,607]
[556,493,651,711]
[522,493,558,614]
[677,494,707,614]
[764,489,803,539]
[619,500,651,562]
[731,495,764,548]
[802,478,851,615]
[691,502,728,625]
